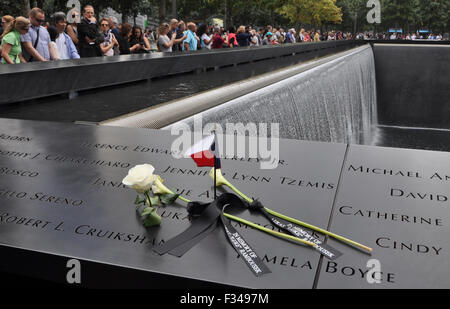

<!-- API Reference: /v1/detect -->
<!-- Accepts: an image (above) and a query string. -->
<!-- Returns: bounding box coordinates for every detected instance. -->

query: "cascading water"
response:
[168,45,378,145]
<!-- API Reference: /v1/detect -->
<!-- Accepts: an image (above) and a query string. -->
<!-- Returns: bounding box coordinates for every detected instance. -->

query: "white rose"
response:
[122,164,156,194]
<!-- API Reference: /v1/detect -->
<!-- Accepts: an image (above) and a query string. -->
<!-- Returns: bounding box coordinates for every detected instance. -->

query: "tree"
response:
[380,0,420,32]
[338,0,366,32]
[417,0,449,33]
[159,0,166,22]
[0,0,27,17]
[277,0,342,27]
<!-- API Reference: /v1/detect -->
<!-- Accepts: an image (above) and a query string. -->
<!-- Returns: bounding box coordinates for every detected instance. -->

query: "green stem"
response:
[222,183,373,253]
[178,196,191,203]
[224,181,253,204]
[264,208,372,253]
[144,192,152,207]
[223,213,316,249]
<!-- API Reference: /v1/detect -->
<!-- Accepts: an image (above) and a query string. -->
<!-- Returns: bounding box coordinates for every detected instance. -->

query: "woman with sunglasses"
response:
[1,17,31,64]
[99,18,118,56]
[66,9,80,46]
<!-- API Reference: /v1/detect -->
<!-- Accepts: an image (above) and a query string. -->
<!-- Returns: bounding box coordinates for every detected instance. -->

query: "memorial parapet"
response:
[317,145,450,288]
[2,118,449,288]
[0,118,346,288]
[0,40,361,105]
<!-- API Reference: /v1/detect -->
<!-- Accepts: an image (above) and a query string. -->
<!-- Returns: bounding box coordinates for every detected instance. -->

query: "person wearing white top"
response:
[201,33,212,49]
[55,32,69,59]
[51,12,80,60]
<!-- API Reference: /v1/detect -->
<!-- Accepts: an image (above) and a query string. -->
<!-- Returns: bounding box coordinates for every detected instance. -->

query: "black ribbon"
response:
[249,200,342,260]
[153,205,220,256]
[152,193,271,277]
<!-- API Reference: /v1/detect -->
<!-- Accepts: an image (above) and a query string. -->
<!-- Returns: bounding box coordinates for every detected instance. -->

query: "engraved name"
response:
[0,134,32,142]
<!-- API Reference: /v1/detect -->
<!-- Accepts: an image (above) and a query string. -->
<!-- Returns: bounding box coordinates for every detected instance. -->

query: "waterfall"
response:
[169,45,377,145]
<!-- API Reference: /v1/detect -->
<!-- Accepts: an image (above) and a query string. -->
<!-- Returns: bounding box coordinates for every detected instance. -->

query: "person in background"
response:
[183,22,198,51]
[115,22,132,55]
[305,30,312,42]
[236,25,251,47]
[21,7,52,62]
[328,31,336,40]
[66,8,79,46]
[300,29,306,42]
[314,30,321,42]
[1,16,14,34]
[257,28,264,45]
[197,24,212,50]
[146,27,158,51]
[285,28,296,44]
[226,26,237,48]
[250,29,259,46]
[51,12,79,60]
[109,17,119,36]
[262,32,273,45]
[130,25,151,54]
[168,19,186,52]
[1,16,30,64]
[47,26,60,60]
[211,26,224,49]
[0,15,14,57]
[99,18,118,56]
[157,22,176,52]
[77,5,102,57]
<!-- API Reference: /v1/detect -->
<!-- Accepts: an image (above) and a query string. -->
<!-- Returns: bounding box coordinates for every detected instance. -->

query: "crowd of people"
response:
[0,4,447,64]
[356,32,446,40]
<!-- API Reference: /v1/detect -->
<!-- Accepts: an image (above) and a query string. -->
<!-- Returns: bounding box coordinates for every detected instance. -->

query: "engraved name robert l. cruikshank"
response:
[0,212,317,273]
[0,188,84,207]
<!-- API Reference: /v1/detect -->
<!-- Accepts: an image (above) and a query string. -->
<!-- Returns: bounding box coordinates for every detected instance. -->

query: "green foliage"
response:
[149,195,160,206]
[160,193,180,205]
[135,195,146,205]
[277,0,343,26]
[0,0,25,17]
[141,207,162,227]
